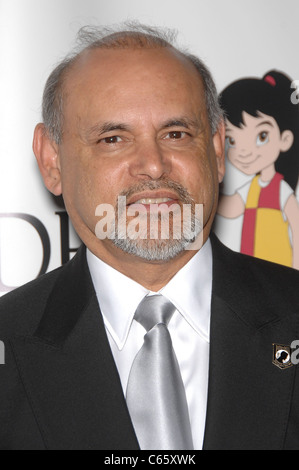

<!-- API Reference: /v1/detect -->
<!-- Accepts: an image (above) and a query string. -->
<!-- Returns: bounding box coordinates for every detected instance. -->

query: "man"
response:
[0,23,299,450]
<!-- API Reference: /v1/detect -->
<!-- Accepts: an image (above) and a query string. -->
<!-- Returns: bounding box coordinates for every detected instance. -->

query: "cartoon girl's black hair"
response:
[219,70,299,190]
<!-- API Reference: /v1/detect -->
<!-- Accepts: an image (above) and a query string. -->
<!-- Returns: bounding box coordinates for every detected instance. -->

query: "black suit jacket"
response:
[1,234,299,450]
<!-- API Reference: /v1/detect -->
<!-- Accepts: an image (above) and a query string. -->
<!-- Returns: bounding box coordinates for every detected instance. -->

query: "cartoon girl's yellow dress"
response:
[239,172,293,267]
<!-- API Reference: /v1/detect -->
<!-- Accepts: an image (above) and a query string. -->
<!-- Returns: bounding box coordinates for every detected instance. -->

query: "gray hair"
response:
[42,22,223,144]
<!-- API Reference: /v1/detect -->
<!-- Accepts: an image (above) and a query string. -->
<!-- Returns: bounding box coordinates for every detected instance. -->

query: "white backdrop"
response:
[1,0,298,294]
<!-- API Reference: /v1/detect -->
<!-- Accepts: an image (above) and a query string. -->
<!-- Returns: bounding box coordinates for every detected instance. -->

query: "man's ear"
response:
[33,123,62,196]
[212,119,226,183]
[280,130,294,153]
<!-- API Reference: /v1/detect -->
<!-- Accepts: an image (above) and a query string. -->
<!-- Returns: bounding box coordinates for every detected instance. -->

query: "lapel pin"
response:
[272,343,293,370]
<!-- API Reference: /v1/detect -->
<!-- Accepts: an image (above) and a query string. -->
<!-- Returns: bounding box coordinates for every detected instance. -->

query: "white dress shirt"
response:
[86,239,213,450]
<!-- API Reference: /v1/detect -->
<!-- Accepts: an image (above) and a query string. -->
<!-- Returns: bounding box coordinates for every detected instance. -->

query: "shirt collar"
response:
[86,238,212,349]
[160,239,212,342]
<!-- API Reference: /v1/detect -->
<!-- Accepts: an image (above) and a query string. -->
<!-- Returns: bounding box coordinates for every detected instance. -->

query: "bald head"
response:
[61,45,211,151]
[41,23,223,144]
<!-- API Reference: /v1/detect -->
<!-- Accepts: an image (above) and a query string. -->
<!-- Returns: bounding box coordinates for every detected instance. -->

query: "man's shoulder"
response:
[212,232,299,283]
[0,246,90,339]
[211,233,299,327]
[0,264,64,338]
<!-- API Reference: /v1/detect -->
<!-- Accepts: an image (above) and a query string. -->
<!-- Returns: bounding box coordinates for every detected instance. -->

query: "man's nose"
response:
[129,139,171,180]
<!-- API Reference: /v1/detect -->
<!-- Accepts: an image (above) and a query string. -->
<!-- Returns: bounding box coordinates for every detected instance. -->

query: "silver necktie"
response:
[126,294,194,450]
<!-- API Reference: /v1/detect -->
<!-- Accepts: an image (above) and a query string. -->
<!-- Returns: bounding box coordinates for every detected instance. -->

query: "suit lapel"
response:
[10,247,139,450]
[203,235,298,449]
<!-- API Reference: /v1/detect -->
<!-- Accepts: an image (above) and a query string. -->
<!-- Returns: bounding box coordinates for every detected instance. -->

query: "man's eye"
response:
[256,131,269,146]
[166,131,186,140]
[100,136,122,144]
[225,136,236,148]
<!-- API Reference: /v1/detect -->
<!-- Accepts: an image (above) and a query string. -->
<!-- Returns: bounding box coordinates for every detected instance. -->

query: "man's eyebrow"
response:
[84,121,131,139]
[256,120,274,128]
[161,117,200,129]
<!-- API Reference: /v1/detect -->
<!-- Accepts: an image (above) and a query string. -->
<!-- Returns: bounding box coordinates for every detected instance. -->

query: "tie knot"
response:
[134,295,177,332]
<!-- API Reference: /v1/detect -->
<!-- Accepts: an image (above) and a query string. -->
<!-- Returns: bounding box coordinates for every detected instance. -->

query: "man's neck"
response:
[85,234,209,292]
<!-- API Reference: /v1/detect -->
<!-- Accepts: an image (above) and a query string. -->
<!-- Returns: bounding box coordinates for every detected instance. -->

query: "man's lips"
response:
[126,191,180,206]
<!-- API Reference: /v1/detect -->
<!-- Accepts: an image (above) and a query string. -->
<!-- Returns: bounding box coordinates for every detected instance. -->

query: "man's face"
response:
[51,46,224,260]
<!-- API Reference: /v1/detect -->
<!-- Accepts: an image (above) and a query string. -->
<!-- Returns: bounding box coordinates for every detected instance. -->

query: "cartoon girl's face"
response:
[225,111,294,176]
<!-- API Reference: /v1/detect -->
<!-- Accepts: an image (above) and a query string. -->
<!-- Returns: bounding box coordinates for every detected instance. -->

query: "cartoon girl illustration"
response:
[217,70,299,269]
